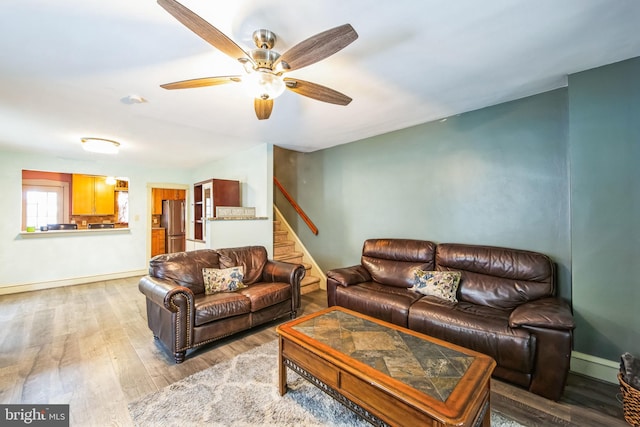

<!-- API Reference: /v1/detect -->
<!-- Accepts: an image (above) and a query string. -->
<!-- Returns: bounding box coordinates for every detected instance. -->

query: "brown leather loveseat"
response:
[139,246,305,363]
[326,239,575,401]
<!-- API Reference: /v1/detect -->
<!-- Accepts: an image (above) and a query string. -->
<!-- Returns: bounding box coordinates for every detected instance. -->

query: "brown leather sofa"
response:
[139,246,305,363]
[326,239,575,401]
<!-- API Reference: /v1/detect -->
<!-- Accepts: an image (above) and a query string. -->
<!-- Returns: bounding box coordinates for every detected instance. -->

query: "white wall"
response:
[191,144,273,217]
[0,144,273,294]
[0,149,191,293]
[193,144,274,256]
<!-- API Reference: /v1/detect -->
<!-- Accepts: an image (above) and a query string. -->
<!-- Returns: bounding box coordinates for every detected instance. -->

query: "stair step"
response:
[275,251,303,264]
[273,241,295,256]
[300,275,321,295]
[275,259,311,271]
[272,217,320,294]
[274,230,288,243]
[301,275,320,287]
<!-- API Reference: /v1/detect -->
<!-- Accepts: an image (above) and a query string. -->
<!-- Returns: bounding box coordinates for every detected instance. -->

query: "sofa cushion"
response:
[411,269,461,302]
[238,282,292,312]
[436,243,555,310]
[149,249,220,295]
[194,292,251,326]
[202,266,247,294]
[218,246,267,285]
[333,281,423,327]
[408,298,535,374]
[361,239,436,288]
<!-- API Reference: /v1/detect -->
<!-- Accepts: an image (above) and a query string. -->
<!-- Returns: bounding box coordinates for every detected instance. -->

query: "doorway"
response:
[151,186,187,257]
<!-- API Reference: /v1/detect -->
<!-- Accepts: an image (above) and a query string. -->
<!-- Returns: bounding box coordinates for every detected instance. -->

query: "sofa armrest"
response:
[509,298,575,400]
[326,265,371,307]
[509,297,575,330]
[327,265,371,287]
[262,260,306,284]
[262,260,306,310]
[138,275,194,312]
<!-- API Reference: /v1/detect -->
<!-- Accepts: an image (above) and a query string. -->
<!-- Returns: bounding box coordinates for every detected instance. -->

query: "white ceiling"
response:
[1,0,640,169]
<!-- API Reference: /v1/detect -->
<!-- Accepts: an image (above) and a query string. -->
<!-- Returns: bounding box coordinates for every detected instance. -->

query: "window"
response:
[117,190,129,223]
[22,182,68,230]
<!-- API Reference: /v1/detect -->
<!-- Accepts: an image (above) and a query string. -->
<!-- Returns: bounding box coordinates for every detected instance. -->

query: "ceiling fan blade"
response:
[254,98,274,120]
[284,78,352,105]
[157,0,253,64]
[276,24,358,72]
[160,76,242,90]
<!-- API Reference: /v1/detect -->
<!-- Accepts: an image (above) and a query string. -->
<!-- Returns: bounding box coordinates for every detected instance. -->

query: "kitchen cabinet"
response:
[72,174,115,215]
[164,189,185,200]
[152,188,163,215]
[152,228,166,257]
[152,188,186,215]
[192,179,240,241]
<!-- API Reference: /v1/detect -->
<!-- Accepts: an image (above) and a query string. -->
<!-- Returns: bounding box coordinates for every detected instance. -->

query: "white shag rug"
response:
[129,340,523,426]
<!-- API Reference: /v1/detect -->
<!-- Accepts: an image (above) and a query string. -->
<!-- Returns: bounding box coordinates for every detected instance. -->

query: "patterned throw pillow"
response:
[202,266,247,294]
[411,269,461,303]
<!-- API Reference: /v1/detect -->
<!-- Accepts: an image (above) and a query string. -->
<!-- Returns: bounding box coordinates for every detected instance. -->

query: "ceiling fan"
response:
[157,0,358,120]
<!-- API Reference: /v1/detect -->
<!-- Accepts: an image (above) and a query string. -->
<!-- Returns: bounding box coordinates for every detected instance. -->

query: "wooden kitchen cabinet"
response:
[164,189,185,200]
[152,188,163,215]
[152,188,186,215]
[151,228,166,257]
[72,174,115,215]
[192,179,240,241]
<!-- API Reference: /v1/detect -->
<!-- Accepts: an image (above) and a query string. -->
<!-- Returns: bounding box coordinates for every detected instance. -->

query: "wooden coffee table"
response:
[276,306,496,427]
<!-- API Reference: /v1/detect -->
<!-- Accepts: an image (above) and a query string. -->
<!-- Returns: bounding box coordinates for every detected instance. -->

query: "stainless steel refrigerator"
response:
[161,200,185,253]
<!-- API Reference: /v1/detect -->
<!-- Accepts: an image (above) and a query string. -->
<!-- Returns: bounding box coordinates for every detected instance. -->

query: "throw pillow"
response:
[202,266,247,294]
[411,269,461,303]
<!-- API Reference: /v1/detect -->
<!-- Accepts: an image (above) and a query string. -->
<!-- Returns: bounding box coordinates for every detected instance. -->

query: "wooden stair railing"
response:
[274,177,318,235]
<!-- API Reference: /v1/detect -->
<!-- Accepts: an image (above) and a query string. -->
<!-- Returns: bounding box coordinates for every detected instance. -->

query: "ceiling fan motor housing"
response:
[250,48,280,70]
[253,29,276,49]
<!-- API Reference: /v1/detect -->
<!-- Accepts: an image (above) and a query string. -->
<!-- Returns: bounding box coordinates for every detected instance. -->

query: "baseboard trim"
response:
[571,351,619,384]
[0,270,147,295]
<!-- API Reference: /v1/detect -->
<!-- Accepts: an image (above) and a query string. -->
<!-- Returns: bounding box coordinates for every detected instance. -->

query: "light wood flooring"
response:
[0,277,629,426]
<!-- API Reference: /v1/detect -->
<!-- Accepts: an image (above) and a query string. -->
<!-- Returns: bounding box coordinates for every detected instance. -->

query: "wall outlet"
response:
[82,220,87,226]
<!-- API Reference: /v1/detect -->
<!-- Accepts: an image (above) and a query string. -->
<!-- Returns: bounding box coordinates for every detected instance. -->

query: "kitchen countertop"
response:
[19,228,131,238]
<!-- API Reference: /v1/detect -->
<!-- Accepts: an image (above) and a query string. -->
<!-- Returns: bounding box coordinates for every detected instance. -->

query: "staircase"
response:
[273,209,324,295]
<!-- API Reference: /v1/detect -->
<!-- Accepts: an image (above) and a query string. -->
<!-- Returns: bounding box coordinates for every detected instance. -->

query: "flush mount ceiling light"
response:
[121,94,148,105]
[81,137,120,154]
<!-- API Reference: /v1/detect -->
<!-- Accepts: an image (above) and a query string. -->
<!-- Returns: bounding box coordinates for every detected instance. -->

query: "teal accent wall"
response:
[275,88,572,301]
[276,56,640,362]
[569,57,640,359]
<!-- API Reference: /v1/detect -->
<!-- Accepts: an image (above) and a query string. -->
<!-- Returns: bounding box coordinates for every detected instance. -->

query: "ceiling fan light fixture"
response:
[244,70,286,100]
[81,137,120,154]
[156,0,358,119]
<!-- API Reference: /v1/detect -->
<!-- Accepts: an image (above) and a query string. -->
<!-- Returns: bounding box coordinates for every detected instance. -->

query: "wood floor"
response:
[0,277,629,426]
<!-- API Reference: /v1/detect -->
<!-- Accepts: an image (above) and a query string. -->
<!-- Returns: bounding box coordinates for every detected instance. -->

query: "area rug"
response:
[129,341,523,427]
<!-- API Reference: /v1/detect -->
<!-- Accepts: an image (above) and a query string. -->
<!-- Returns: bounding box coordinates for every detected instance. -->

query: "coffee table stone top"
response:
[292,309,475,402]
